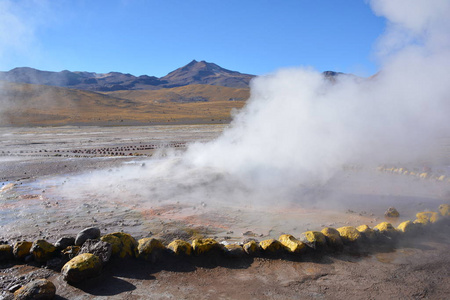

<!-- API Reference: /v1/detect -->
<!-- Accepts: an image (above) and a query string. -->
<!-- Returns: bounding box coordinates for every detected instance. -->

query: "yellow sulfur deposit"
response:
[101,232,137,258]
[416,211,440,224]
[135,238,165,261]
[13,241,32,259]
[337,226,361,243]
[61,253,102,283]
[259,239,283,253]
[373,222,397,236]
[30,240,57,262]
[299,231,327,250]
[243,240,259,256]
[397,221,416,234]
[321,228,343,249]
[168,239,192,256]
[191,238,222,255]
[438,204,449,217]
[278,234,307,254]
[356,225,376,241]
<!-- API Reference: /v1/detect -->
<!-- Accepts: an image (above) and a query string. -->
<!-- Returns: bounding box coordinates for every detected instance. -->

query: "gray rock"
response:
[75,227,100,246]
[55,237,75,250]
[79,239,112,264]
[13,279,56,300]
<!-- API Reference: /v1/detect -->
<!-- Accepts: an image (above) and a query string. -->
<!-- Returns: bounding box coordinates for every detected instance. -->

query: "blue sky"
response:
[1,0,386,77]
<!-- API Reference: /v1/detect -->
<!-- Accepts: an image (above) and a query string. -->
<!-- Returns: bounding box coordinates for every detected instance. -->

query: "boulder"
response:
[242,240,259,256]
[0,244,13,261]
[55,237,75,250]
[416,211,440,224]
[13,279,56,300]
[321,228,343,251]
[61,253,102,283]
[356,225,376,242]
[167,239,192,256]
[259,239,283,254]
[191,238,223,255]
[384,207,400,218]
[13,241,32,260]
[439,204,449,217]
[75,227,101,246]
[299,231,327,250]
[30,240,57,263]
[397,220,416,235]
[373,222,397,238]
[278,234,307,254]
[337,226,362,244]
[79,239,112,264]
[224,244,246,258]
[100,232,137,258]
[135,238,166,261]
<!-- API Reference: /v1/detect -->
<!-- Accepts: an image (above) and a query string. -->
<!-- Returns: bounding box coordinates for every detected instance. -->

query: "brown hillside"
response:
[0,81,248,126]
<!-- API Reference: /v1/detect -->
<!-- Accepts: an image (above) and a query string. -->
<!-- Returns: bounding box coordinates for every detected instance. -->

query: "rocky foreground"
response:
[0,204,449,299]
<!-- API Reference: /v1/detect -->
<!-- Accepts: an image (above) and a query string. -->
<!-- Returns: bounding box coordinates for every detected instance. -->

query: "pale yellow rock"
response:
[259,239,282,253]
[419,172,429,179]
[168,239,192,256]
[337,226,362,243]
[278,234,307,254]
[13,241,32,259]
[135,238,165,261]
[356,225,376,241]
[299,231,327,250]
[438,204,449,217]
[321,228,343,249]
[30,240,57,262]
[101,232,137,258]
[397,221,416,234]
[61,253,102,283]
[416,211,440,224]
[373,222,397,236]
[191,238,222,255]
[243,240,259,256]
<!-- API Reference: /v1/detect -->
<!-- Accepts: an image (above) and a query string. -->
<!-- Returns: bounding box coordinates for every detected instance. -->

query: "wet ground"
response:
[0,125,450,299]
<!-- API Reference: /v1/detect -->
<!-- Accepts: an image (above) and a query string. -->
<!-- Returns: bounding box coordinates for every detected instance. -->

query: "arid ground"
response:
[1,125,449,299]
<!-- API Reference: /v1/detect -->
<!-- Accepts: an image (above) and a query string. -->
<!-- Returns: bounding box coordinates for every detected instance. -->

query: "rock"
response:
[337,226,362,244]
[416,211,440,224]
[13,241,32,260]
[191,238,223,255]
[135,238,166,262]
[278,234,307,254]
[356,225,377,242]
[397,220,416,235]
[61,246,80,261]
[384,207,400,218]
[439,204,449,216]
[242,240,259,256]
[373,222,398,239]
[167,239,192,256]
[30,240,57,263]
[55,237,75,250]
[100,232,137,258]
[79,239,112,264]
[0,244,13,261]
[321,228,343,251]
[259,239,283,254]
[61,253,102,283]
[13,279,56,300]
[299,231,327,250]
[75,227,101,246]
[224,244,246,258]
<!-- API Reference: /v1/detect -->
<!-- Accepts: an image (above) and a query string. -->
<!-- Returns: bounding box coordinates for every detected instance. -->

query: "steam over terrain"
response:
[59,0,450,209]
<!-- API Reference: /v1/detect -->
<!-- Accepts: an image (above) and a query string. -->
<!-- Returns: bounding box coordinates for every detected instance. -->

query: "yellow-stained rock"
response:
[135,238,165,261]
[243,240,259,256]
[62,246,81,260]
[259,239,283,253]
[419,172,429,179]
[438,204,449,217]
[413,218,428,226]
[191,238,222,255]
[14,279,56,300]
[397,221,416,234]
[384,207,400,218]
[356,225,376,241]
[321,228,344,250]
[337,226,362,243]
[168,239,192,256]
[299,231,327,250]
[100,232,137,258]
[373,222,397,237]
[61,253,102,283]
[437,175,446,181]
[0,244,13,261]
[416,211,440,224]
[30,240,57,263]
[13,241,32,260]
[278,234,307,254]
[224,244,246,258]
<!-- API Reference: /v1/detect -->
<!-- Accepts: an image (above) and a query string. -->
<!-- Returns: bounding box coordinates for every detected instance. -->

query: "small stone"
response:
[30,240,57,263]
[384,207,400,218]
[14,279,56,300]
[242,240,259,256]
[337,226,362,244]
[61,253,102,283]
[168,239,192,256]
[191,238,222,255]
[278,234,307,254]
[13,241,32,259]
[61,246,81,261]
[224,244,246,258]
[100,232,137,258]
[259,239,283,253]
[298,231,327,250]
[135,238,166,262]
[55,237,75,250]
[356,225,376,241]
[321,228,343,251]
[439,204,449,217]
[79,239,112,264]
[75,227,101,246]
[373,222,398,238]
[416,211,441,224]
[0,244,13,261]
[397,220,417,235]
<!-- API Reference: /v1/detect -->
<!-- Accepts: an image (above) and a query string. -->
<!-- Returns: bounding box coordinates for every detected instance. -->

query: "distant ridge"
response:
[0,60,256,92]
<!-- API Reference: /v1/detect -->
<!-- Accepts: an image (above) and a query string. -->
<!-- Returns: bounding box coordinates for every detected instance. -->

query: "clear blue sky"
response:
[1,0,386,77]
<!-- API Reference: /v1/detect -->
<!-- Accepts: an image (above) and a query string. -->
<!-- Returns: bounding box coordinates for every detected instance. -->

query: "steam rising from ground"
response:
[58,0,450,210]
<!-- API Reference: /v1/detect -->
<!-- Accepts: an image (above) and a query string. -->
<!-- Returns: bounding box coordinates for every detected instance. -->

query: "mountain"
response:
[0,60,255,92]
